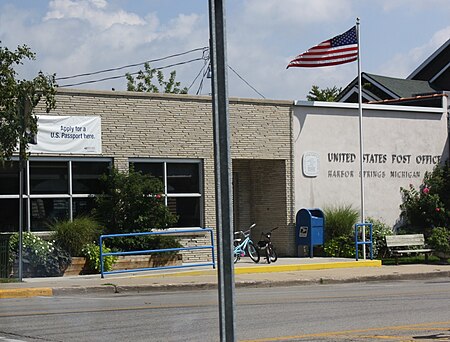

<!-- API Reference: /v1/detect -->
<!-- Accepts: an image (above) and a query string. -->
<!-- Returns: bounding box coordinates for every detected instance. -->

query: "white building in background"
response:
[293,98,448,228]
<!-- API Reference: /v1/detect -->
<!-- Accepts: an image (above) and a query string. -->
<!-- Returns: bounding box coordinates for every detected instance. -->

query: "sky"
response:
[1,0,449,101]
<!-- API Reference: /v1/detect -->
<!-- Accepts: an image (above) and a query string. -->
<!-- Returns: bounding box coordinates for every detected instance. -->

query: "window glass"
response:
[0,162,19,195]
[0,199,24,232]
[30,161,68,194]
[30,198,69,231]
[131,162,164,181]
[131,161,202,227]
[167,197,200,227]
[73,197,96,218]
[167,163,199,193]
[72,162,110,194]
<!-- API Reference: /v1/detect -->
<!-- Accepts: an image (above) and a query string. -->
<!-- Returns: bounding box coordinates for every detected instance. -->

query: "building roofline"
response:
[408,39,450,80]
[367,92,447,105]
[293,99,444,113]
[55,87,292,107]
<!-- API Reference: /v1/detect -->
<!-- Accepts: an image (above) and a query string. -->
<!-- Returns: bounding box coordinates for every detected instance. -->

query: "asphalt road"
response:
[1,278,450,341]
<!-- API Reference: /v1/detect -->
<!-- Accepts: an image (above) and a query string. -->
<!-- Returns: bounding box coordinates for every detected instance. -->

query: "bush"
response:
[109,235,182,255]
[9,233,71,277]
[95,167,178,234]
[400,162,450,236]
[49,217,101,257]
[324,235,355,258]
[324,204,359,241]
[428,227,450,255]
[366,217,393,258]
[82,243,117,273]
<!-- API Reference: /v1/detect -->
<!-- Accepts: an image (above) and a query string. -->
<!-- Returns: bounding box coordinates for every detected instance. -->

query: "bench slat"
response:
[393,249,432,254]
[385,234,425,247]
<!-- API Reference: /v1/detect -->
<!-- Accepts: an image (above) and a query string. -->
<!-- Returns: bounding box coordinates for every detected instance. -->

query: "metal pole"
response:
[18,153,24,282]
[356,18,366,259]
[18,95,29,281]
[208,0,236,341]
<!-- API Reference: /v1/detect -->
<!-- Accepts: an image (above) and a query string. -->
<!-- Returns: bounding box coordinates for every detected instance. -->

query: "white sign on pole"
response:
[29,115,102,154]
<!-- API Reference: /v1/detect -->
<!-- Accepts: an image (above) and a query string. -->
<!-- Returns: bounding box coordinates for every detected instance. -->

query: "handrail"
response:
[99,228,215,278]
[354,222,373,261]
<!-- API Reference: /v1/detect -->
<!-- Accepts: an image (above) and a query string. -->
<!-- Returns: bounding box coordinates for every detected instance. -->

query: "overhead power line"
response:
[56,46,265,99]
[58,57,205,88]
[56,47,208,81]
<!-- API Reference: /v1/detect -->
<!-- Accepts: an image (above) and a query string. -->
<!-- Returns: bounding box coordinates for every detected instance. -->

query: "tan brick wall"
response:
[35,89,295,257]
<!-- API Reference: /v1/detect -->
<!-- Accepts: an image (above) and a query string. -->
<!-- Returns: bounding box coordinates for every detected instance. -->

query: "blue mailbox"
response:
[296,208,325,257]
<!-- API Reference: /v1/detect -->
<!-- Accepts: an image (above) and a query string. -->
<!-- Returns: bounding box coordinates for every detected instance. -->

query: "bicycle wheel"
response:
[233,250,240,263]
[265,246,271,264]
[233,240,240,263]
[268,245,278,263]
[247,241,260,263]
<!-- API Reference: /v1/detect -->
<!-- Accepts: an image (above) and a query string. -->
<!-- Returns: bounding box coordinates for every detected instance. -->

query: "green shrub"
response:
[366,217,393,258]
[109,234,182,255]
[324,204,359,241]
[324,235,355,258]
[49,217,101,257]
[9,233,71,277]
[82,243,117,273]
[428,227,450,255]
[95,167,178,234]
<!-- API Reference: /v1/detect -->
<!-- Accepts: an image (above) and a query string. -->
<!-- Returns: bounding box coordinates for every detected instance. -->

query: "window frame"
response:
[0,157,112,232]
[129,158,204,228]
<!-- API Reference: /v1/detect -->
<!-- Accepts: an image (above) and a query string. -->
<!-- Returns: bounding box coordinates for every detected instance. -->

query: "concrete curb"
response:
[2,261,448,299]
[0,287,53,299]
[52,270,450,296]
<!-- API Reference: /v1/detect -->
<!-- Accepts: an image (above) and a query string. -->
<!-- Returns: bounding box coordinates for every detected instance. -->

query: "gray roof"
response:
[365,73,437,98]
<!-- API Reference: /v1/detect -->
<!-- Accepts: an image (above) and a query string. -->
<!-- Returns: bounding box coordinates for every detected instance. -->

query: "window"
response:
[30,161,68,194]
[0,158,111,232]
[0,161,20,195]
[130,160,202,228]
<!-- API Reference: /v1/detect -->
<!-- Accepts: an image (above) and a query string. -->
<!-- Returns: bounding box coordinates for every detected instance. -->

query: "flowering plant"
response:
[400,181,448,236]
[9,233,71,277]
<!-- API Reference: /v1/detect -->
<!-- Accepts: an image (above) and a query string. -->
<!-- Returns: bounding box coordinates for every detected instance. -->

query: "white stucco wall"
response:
[293,99,449,227]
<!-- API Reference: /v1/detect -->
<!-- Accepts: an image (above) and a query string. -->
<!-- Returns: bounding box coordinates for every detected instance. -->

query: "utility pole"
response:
[208,0,236,341]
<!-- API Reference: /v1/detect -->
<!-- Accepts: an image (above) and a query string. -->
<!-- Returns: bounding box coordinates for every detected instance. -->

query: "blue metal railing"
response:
[355,222,373,261]
[100,228,215,278]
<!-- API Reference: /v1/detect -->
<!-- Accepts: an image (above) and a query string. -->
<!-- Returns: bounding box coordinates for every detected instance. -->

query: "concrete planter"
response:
[63,254,183,276]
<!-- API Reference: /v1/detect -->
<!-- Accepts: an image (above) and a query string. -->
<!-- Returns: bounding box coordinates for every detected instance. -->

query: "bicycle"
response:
[257,227,278,264]
[233,223,260,263]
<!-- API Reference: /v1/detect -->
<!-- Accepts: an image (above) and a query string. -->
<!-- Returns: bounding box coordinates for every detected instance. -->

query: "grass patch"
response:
[382,255,443,265]
[0,278,20,283]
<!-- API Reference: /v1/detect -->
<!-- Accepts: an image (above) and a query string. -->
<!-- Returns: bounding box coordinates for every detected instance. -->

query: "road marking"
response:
[240,320,450,341]
[0,337,27,342]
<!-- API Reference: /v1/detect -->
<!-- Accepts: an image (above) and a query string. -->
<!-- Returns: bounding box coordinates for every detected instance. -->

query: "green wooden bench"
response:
[385,234,433,264]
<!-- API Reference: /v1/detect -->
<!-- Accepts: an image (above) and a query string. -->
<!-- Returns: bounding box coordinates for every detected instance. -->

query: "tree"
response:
[126,62,188,94]
[95,167,178,234]
[0,43,57,162]
[306,85,342,102]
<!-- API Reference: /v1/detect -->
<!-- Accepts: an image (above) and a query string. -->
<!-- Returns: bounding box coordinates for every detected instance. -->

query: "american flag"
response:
[287,26,358,68]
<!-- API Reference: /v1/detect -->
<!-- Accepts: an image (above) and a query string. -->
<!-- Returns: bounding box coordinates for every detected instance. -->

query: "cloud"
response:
[378,27,450,78]
[380,0,450,12]
[241,0,354,27]
[44,0,145,29]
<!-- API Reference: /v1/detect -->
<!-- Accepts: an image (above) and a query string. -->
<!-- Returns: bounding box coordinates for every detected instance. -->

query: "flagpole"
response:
[356,18,366,259]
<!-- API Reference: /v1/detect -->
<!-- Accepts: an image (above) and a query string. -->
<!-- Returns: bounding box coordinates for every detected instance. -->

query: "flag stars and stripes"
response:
[287,26,358,68]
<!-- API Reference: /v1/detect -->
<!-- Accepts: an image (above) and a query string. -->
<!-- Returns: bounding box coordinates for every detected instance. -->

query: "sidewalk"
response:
[1,257,450,298]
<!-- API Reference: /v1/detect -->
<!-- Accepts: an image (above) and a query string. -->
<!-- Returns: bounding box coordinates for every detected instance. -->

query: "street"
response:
[1,278,450,341]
